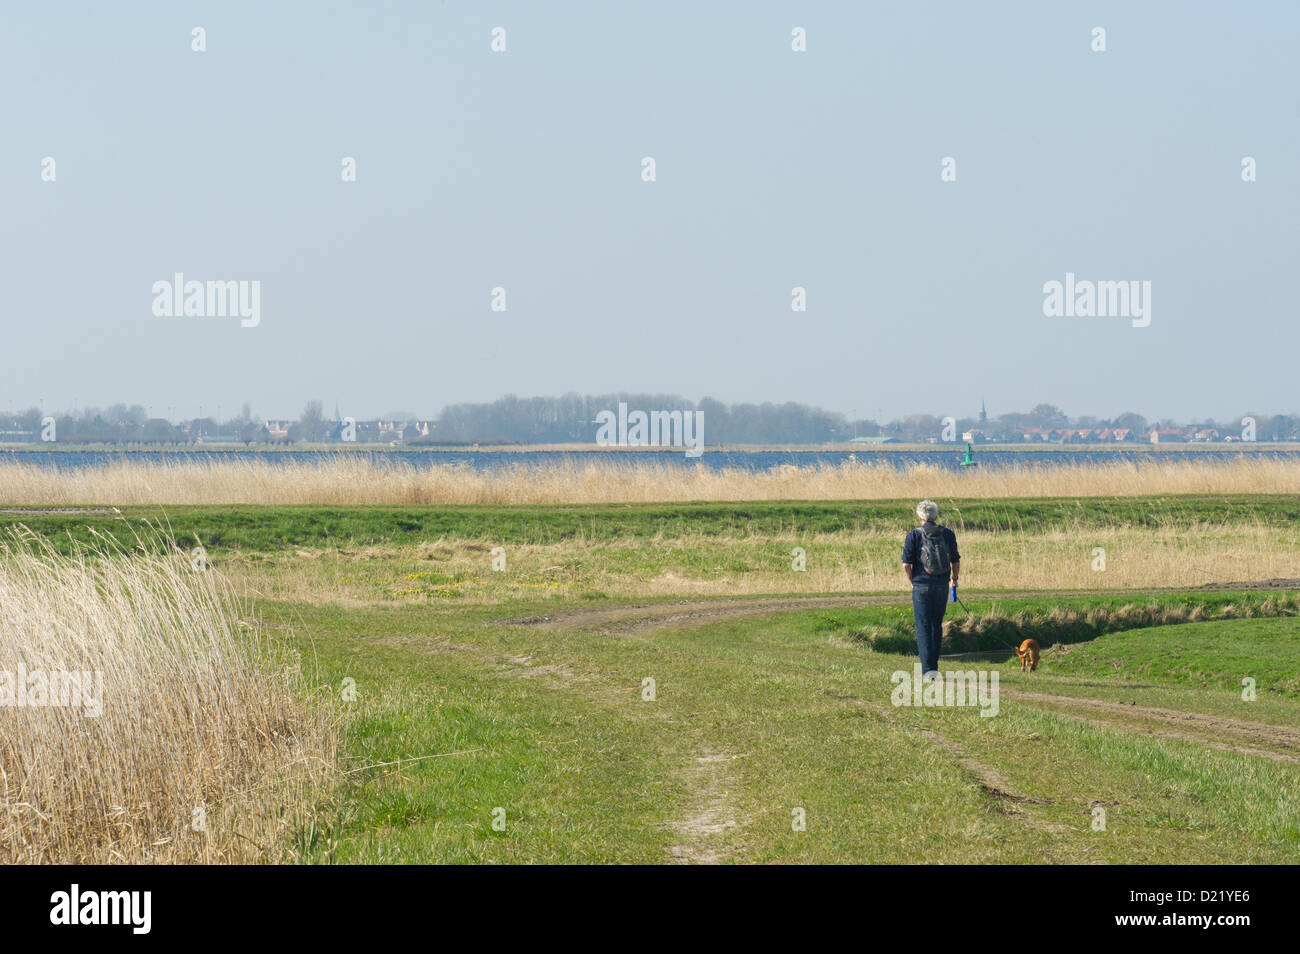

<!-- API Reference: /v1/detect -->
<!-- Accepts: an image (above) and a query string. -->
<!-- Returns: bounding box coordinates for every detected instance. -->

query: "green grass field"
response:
[9,495,1300,553]
[274,599,1300,863]
[7,497,1299,863]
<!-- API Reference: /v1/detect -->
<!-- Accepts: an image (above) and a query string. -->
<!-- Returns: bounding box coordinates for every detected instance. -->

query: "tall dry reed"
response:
[0,455,1297,506]
[0,529,336,863]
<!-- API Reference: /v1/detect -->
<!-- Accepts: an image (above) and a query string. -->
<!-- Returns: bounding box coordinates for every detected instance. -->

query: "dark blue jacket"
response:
[902,523,960,584]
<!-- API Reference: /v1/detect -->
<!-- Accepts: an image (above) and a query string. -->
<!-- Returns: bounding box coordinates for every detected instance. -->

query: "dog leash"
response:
[951,588,1023,654]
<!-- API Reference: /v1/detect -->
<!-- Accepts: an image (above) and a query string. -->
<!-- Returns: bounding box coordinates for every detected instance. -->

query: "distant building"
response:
[0,423,37,442]
[262,421,293,442]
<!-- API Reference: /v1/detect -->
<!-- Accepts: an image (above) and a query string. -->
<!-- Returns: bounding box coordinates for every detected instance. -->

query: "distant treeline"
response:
[435,394,848,444]
[4,397,1300,445]
[414,396,1300,445]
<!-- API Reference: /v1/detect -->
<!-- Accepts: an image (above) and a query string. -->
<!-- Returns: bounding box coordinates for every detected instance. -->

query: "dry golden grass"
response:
[217,522,1298,607]
[0,454,1298,505]
[0,530,336,863]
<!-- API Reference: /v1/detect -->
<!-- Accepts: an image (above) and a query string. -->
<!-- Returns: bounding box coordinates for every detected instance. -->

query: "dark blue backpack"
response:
[918,524,951,576]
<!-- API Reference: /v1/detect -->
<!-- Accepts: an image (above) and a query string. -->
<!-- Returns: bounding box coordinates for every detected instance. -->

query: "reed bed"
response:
[1,454,1298,506]
[0,530,336,863]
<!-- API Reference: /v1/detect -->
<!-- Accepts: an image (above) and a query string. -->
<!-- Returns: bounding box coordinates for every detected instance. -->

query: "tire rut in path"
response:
[667,751,740,864]
[917,728,1057,817]
[1004,690,1300,764]
[825,691,1073,838]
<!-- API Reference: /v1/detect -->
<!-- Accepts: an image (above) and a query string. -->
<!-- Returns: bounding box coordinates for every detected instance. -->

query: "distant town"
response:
[0,396,1296,446]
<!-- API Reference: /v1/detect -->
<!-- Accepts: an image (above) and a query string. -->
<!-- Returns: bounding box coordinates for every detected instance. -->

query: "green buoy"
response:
[959,442,978,467]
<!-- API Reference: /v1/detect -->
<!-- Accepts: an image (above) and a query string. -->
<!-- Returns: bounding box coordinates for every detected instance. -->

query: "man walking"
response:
[902,500,960,680]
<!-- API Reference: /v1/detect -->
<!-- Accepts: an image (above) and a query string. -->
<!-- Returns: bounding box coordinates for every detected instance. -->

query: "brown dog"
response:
[1016,638,1040,672]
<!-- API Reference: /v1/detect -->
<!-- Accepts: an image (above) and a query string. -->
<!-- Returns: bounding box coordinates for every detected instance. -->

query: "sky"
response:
[2,1,1297,423]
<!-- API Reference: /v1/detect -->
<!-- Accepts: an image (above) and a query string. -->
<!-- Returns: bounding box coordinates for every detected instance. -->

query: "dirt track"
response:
[1003,690,1300,763]
[492,582,1299,637]
[495,589,1300,765]
[495,596,897,636]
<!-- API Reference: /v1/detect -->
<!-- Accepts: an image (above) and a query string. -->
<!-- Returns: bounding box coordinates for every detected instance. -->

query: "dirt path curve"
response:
[495,596,900,636]
[496,591,1300,769]
[492,583,1283,637]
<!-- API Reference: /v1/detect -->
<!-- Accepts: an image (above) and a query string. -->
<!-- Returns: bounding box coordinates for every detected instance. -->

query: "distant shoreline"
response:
[0,442,1297,455]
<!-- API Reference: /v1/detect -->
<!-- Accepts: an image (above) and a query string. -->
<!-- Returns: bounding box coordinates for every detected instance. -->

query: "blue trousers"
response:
[912,582,949,674]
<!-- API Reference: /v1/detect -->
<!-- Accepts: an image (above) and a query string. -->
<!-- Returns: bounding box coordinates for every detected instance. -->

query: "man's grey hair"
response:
[916,500,939,523]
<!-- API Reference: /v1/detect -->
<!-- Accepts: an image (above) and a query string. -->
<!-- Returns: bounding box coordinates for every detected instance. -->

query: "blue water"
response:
[3,447,1299,473]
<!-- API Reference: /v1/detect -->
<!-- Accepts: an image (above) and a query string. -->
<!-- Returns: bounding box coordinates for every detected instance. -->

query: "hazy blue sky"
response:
[3,1,1296,422]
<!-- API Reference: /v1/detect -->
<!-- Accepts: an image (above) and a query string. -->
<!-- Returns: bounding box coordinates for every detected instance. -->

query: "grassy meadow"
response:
[8,495,1299,595]
[2,459,1298,863]
[273,595,1300,863]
